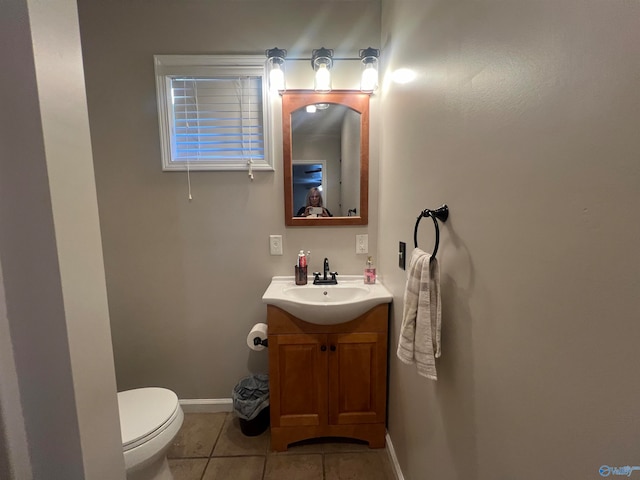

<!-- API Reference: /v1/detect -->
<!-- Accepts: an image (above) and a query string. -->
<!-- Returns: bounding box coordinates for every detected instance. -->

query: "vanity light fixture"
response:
[311,48,334,92]
[266,47,287,92]
[359,47,380,92]
[265,47,380,94]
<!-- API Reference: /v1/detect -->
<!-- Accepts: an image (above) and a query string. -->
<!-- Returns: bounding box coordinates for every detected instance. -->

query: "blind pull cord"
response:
[185,120,193,201]
[187,160,193,201]
[238,77,254,181]
[186,77,197,200]
[247,77,254,181]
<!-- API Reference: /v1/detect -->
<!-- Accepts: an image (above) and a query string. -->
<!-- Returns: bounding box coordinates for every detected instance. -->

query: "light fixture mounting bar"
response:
[284,57,361,62]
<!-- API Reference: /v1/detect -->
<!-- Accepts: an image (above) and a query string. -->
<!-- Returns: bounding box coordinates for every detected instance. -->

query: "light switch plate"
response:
[269,235,283,255]
[399,241,406,270]
[356,234,368,254]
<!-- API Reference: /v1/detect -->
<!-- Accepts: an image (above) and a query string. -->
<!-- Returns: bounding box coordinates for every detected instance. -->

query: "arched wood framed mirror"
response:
[283,90,370,226]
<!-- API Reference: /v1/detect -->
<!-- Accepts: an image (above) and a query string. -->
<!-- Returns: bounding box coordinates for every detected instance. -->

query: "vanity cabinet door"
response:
[328,332,387,425]
[266,303,389,451]
[269,333,328,428]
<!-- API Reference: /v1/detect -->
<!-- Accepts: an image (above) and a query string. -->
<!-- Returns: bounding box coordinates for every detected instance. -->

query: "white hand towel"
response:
[396,247,442,380]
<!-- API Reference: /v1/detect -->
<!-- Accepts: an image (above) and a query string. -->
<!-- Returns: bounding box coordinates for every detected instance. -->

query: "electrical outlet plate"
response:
[269,235,283,255]
[356,234,368,254]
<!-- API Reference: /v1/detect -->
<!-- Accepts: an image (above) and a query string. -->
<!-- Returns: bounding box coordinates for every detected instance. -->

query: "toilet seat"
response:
[118,387,180,451]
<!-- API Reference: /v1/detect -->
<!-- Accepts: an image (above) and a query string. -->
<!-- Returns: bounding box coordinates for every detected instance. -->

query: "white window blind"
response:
[155,55,274,172]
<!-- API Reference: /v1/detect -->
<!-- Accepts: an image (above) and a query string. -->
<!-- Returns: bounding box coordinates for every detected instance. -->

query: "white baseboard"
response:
[178,399,404,480]
[385,432,405,480]
[179,398,233,413]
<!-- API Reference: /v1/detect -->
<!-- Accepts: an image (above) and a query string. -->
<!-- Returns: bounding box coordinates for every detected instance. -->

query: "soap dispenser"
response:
[296,250,308,285]
[364,256,376,284]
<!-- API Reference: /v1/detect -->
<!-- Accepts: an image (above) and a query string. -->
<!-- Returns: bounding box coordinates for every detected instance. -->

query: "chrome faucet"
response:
[313,257,338,285]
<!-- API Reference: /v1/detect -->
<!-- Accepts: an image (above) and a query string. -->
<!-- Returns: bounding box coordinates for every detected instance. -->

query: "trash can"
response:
[232,373,270,436]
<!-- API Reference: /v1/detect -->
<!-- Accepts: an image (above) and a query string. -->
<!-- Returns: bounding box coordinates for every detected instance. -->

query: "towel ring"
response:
[413,205,449,259]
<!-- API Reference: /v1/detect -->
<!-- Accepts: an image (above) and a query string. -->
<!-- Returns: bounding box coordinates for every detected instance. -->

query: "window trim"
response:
[154,54,275,172]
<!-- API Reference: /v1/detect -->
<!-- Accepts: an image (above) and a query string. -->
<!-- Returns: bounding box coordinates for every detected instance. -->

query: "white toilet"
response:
[118,387,184,480]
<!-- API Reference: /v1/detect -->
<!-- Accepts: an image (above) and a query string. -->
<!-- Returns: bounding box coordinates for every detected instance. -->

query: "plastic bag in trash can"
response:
[232,374,269,421]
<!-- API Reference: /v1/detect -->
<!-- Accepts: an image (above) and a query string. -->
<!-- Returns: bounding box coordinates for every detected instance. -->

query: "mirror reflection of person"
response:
[296,187,333,217]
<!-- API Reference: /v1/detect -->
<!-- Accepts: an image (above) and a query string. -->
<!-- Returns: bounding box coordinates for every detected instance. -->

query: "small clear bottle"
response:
[364,256,376,284]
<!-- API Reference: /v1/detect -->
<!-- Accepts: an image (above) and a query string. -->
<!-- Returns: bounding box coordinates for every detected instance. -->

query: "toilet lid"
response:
[118,387,179,449]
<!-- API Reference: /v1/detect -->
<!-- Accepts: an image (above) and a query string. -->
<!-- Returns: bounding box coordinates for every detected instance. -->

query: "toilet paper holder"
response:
[253,337,268,348]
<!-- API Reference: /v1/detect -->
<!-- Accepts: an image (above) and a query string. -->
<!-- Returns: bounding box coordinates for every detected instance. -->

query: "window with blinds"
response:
[154,55,274,172]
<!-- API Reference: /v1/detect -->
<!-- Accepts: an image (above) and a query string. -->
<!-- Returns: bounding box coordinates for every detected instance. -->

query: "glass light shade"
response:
[359,47,380,92]
[266,48,287,93]
[314,64,331,92]
[312,48,333,93]
[361,61,378,92]
[268,61,285,92]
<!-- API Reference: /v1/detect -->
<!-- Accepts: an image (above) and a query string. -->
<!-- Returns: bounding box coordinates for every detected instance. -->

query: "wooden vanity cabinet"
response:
[267,303,389,451]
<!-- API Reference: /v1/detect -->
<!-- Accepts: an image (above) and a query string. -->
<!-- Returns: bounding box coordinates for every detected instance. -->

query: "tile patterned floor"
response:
[168,413,397,480]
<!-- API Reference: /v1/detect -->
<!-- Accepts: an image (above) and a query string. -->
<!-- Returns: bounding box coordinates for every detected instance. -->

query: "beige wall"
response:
[0,0,123,478]
[379,0,640,479]
[77,0,381,398]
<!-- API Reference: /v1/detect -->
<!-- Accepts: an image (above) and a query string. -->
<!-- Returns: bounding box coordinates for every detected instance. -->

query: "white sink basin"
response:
[262,275,392,325]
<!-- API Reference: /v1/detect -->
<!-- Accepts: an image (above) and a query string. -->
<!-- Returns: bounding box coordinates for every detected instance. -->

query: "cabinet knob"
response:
[321,345,327,352]
[330,345,336,352]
